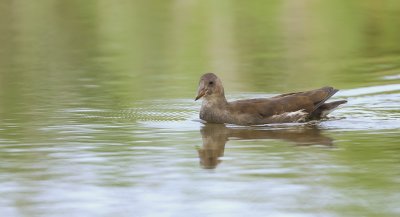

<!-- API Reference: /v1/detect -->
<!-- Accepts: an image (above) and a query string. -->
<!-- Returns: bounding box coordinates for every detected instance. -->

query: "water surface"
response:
[0,1,400,217]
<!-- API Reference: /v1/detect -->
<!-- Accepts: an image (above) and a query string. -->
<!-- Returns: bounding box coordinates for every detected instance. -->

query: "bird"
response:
[195,73,347,125]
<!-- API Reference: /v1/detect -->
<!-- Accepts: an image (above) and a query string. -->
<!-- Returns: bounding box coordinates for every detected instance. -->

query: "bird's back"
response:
[226,87,344,124]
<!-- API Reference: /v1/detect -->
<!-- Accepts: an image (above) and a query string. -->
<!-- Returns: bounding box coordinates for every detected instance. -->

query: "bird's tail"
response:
[310,100,347,119]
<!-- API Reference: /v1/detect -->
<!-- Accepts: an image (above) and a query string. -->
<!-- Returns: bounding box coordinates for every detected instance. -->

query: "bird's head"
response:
[195,73,225,101]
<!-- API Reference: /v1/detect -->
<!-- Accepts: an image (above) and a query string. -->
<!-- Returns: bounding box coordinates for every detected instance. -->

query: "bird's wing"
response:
[230,87,339,118]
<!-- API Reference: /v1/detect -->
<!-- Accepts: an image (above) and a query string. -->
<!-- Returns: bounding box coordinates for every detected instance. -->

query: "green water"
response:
[1,1,400,217]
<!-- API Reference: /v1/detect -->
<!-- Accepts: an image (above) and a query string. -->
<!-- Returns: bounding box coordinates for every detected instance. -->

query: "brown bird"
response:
[195,73,347,125]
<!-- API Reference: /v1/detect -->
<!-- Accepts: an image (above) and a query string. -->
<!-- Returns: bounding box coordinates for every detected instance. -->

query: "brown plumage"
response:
[195,73,347,125]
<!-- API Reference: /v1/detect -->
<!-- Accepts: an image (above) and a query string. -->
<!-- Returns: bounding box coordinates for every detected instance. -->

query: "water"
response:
[1,1,400,217]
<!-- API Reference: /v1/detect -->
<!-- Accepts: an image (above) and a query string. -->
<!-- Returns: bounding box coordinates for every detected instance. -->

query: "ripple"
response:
[62,84,400,132]
[337,84,400,97]
[71,99,198,122]
[382,74,400,80]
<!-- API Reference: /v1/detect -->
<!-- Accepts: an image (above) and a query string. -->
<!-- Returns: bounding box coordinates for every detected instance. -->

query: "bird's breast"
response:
[200,103,230,124]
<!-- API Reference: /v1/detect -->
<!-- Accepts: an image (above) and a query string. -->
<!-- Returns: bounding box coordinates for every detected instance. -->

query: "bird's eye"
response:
[209,81,214,85]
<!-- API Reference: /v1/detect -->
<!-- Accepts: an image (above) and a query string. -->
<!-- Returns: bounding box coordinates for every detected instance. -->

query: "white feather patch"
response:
[270,109,308,122]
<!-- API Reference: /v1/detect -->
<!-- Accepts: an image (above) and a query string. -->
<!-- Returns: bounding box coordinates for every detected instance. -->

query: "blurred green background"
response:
[1,0,400,105]
[0,1,400,217]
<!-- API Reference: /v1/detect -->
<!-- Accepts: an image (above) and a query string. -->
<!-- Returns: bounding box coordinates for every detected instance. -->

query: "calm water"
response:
[1,1,400,217]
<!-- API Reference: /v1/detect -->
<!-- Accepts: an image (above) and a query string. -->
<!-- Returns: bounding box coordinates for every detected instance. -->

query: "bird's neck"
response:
[203,95,228,108]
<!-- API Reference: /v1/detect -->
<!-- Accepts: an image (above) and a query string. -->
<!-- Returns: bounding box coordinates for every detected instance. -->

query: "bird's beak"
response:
[195,83,207,101]
[195,88,206,101]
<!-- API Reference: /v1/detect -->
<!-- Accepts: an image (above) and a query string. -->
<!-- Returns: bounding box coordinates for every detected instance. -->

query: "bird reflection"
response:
[198,123,333,169]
